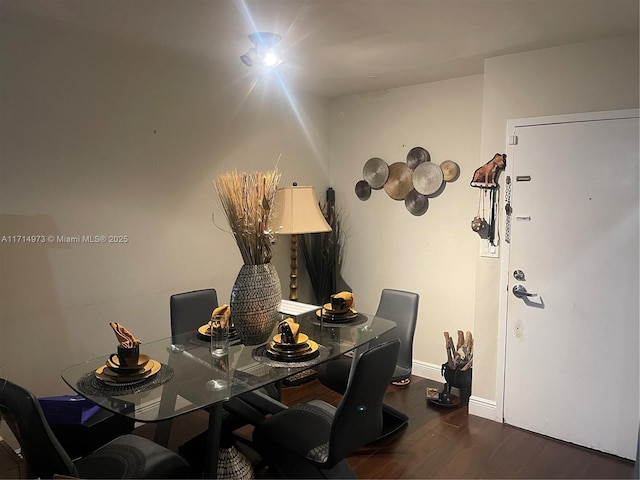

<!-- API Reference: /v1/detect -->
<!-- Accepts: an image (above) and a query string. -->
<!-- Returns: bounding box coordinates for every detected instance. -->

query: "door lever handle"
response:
[512,285,537,299]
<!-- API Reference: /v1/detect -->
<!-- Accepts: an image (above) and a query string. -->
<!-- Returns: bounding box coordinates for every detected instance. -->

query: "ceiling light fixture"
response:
[240,31,282,69]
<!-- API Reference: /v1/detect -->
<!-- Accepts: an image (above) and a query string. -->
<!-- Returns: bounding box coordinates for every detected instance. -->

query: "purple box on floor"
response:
[39,395,101,425]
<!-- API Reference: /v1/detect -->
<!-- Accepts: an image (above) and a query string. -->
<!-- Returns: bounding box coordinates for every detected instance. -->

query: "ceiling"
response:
[3,0,639,98]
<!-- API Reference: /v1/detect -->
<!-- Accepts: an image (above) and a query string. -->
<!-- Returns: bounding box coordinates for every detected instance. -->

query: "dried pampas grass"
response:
[214,168,281,265]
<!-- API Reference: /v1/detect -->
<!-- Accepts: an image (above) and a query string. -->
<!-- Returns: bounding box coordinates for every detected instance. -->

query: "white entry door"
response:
[502,110,639,460]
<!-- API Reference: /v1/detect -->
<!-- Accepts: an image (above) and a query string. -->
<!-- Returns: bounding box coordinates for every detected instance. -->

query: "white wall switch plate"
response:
[480,238,500,258]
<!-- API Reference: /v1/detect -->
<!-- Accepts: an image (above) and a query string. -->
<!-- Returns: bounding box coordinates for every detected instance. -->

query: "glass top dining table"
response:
[61,309,396,422]
[60,308,396,477]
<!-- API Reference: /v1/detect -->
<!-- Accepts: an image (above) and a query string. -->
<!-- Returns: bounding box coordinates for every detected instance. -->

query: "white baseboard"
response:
[411,360,443,382]
[468,395,499,421]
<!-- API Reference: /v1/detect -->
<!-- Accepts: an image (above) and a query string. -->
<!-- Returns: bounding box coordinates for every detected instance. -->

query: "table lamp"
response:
[271,185,332,301]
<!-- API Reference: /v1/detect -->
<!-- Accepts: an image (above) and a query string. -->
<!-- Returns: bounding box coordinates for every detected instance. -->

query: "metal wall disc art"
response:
[412,162,443,195]
[363,157,389,189]
[406,146,430,170]
[355,180,371,200]
[405,189,429,216]
[384,162,413,200]
[355,145,459,216]
[440,160,460,182]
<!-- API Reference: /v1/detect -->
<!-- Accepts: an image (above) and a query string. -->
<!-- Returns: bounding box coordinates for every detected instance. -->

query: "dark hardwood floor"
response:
[135,375,635,479]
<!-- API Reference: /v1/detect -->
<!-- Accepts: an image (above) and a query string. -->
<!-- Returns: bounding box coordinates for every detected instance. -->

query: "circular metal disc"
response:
[440,160,460,182]
[406,146,430,170]
[413,162,443,195]
[383,162,413,200]
[355,180,372,200]
[405,189,429,216]
[363,157,389,189]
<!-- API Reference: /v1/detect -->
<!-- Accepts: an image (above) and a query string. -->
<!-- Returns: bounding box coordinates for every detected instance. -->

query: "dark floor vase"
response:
[230,263,282,345]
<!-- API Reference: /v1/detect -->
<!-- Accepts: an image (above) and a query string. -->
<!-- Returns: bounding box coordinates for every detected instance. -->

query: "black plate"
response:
[266,348,320,363]
[197,326,238,342]
[270,341,311,353]
[315,309,359,323]
[265,340,319,362]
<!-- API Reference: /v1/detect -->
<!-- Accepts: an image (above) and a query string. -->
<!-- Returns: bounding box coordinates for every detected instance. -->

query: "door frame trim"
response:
[495,108,640,423]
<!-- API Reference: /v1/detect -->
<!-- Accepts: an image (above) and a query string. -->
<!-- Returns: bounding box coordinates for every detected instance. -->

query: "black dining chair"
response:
[316,288,419,439]
[253,339,401,479]
[0,377,190,479]
[169,288,219,342]
[168,288,282,407]
[160,288,283,477]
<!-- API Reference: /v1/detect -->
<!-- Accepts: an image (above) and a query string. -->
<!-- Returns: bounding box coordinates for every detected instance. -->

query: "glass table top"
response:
[61,310,396,423]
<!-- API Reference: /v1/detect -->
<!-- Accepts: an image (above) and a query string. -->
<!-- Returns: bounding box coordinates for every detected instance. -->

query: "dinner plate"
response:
[272,333,309,346]
[266,340,320,362]
[197,324,238,339]
[268,341,312,356]
[101,360,153,378]
[322,303,351,315]
[96,360,161,383]
[106,354,151,371]
[270,341,311,353]
[316,308,359,323]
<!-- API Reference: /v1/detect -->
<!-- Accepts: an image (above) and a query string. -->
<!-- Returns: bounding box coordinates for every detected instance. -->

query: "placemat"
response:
[252,344,330,368]
[309,312,368,328]
[76,363,174,397]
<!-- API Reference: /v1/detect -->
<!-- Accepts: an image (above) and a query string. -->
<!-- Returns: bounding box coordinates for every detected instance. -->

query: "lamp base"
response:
[289,234,299,301]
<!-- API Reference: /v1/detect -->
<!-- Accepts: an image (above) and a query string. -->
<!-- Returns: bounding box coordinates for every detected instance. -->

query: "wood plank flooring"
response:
[134,375,635,478]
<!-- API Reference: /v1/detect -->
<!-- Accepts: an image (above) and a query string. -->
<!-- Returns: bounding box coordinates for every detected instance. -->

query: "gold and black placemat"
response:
[252,344,330,368]
[76,363,174,397]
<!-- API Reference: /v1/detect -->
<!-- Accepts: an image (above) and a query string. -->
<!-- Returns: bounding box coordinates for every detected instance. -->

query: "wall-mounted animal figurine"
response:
[470,153,507,188]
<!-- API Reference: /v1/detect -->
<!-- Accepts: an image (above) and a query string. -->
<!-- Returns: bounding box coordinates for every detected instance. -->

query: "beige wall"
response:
[0,8,329,398]
[473,34,639,404]
[327,34,639,408]
[1,4,637,435]
[329,75,484,374]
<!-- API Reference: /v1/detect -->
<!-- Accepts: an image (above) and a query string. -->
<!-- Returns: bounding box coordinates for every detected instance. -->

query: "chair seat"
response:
[74,434,189,479]
[254,402,336,466]
[318,359,410,392]
[253,340,400,479]
[317,289,419,443]
[0,378,189,479]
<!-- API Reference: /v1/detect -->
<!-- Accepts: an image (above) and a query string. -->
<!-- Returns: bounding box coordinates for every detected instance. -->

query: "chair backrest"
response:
[0,378,78,479]
[371,289,419,373]
[328,339,400,465]
[169,288,218,339]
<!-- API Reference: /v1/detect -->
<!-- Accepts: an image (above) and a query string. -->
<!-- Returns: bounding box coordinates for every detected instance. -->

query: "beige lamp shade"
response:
[272,186,332,234]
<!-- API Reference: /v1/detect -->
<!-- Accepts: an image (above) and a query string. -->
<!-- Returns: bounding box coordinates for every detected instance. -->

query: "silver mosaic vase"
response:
[230,263,282,345]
